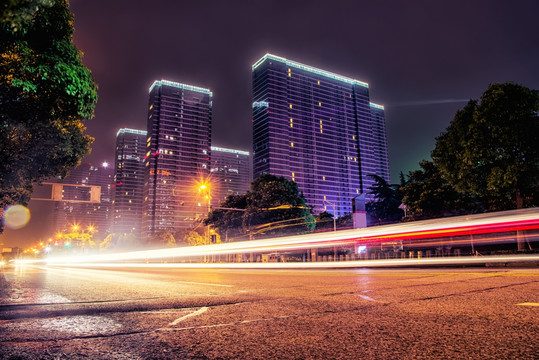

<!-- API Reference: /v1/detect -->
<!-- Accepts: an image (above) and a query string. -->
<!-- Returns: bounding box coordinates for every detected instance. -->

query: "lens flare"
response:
[2,204,31,229]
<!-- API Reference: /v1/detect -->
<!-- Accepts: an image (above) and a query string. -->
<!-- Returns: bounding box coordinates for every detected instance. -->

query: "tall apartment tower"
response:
[142,80,212,240]
[210,146,252,206]
[252,54,390,217]
[53,162,114,241]
[112,128,147,237]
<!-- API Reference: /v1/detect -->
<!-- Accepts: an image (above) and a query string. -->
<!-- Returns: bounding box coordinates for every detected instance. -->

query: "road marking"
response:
[516,302,539,307]
[170,307,208,326]
[177,281,233,287]
[358,294,376,302]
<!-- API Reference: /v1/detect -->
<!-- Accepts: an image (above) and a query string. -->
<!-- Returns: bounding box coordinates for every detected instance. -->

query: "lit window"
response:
[356,189,359,194]
[324,195,327,200]
[323,176,326,180]
[352,135,355,140]
[289,104,293,109]
[163,180,166,184]
[291,142,294,147]
[317,81,320,85]
[319,102,321,107]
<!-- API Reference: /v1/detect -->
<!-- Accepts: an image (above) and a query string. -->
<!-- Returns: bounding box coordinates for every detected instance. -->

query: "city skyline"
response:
[68,1,539,185]
[2,1,539,248]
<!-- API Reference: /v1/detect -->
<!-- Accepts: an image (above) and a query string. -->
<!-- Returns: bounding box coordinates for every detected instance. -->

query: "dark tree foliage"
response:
[205,174,315,239]
[0,0,98,232]
[366,174,404,224]
[402,160,481,220]
[432,83,539,210]
[315,211,334,231]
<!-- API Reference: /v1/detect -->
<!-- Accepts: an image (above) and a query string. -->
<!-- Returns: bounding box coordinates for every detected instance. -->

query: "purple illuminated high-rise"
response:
[252,54,390,217]
[142,80,212,240]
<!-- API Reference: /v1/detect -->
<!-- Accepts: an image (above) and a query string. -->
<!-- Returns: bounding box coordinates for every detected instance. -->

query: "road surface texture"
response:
[0,266,538,359]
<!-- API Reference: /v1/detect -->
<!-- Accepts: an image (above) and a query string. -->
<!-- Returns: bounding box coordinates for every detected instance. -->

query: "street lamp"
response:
[323,200,337,232]
[323,199,337,260]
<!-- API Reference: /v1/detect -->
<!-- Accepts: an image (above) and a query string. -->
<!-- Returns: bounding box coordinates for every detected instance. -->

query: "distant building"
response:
[112,128,147,238]
[53,162,114,241]
[252,54,390,217]
[142,80,212,240]
[210,146,251,206]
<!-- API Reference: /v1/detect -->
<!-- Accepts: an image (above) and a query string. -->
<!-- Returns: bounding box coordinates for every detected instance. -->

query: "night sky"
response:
[2,0,539,247]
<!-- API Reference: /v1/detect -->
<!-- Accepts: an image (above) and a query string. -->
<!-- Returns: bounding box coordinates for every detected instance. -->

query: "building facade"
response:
[112,128,147,238]
[210,146,252,206]
[142,80,212,240]
[252,54,390,217]
[53,162,114,241]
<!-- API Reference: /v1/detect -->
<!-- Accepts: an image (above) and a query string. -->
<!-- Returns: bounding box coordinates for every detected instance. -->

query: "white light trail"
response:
[14,208,539,267]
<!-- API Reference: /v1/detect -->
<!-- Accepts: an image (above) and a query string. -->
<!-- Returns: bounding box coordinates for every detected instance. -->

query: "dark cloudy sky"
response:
[2,0,539,247]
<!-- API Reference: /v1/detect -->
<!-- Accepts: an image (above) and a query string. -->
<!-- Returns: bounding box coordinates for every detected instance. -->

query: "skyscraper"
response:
[210,146,251,206]
[252,54,390,217]
[112,128,147,238]
[142,80,212,240]
[53,162,114,241]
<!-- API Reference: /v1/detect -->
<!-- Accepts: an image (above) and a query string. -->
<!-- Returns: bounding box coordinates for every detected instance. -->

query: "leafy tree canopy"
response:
[402,160,482,220]
[148,230,176,248]
[432,82,539,210]
[0,0,98,232]
[206,174,315,239]
[366,174,404,224]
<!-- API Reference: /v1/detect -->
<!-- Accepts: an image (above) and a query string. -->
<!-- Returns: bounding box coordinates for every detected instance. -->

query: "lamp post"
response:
[323,200,337,232]
[323,200,337,260]
[198,179,213,262]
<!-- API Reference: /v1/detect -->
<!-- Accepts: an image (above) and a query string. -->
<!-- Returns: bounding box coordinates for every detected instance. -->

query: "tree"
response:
[184,230,206,246]
[315,211,334,231]
[402,160,481,220]
[204,194,247,239]
[245,174,315,236]
[366,174,404,224]
[148,231,176,248]
[99,233,138,251]
[0,0,98,233]
[432,83,539,210]
[205,174,315,239]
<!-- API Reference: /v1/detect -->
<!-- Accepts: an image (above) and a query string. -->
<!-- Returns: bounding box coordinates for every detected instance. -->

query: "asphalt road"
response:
[0,265,538,359]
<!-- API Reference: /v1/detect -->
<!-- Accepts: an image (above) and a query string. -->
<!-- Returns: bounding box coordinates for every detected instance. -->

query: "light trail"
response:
[13,208,539,267]
[25,255,539,269]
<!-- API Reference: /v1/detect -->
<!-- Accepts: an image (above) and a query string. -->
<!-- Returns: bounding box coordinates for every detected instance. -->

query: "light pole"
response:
[323,199,337,260]
[323,200,337,232]
[198,179,213,262]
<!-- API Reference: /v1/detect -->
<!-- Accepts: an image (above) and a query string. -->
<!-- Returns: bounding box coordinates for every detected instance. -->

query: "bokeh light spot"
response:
[3,205,31,229]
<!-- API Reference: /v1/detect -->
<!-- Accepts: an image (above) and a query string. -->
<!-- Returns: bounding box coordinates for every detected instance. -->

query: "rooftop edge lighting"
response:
[252,101,269,108]
[211,146,250,156]
[370,102,385,110]
[252,54,369,88]
[149,80,213,96]
[116,128,147,137]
